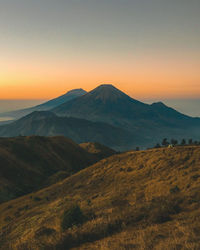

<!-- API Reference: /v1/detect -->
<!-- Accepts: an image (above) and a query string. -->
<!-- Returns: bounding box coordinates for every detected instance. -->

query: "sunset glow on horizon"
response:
[0,0,200,100]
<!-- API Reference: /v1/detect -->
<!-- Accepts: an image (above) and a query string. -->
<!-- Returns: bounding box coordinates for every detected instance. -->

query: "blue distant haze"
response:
[0,98,200,120]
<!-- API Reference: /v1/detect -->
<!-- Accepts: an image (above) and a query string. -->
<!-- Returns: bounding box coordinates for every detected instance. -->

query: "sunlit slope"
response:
[0,146,200,249]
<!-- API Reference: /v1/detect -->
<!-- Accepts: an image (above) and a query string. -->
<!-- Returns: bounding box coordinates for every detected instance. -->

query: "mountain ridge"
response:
[0,111,132,150]
[53,84,154,127]
[52,84,200,147]
[0,88,87,120]
[0,84,200,149]
[53,84,196,125]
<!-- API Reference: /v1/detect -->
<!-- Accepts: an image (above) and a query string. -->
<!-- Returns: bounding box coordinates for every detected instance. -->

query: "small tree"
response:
[162,138,169,147]
[188,139,193,145]
[154,143,161,148]
[181,139,186,146]
[135,147,140,151]
[171,139,178,146]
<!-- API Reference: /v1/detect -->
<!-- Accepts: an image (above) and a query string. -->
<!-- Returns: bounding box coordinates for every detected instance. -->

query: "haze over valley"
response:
[1,97,200,119]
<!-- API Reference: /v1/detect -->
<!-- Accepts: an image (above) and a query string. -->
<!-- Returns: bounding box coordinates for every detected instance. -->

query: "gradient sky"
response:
[0,0,200,99]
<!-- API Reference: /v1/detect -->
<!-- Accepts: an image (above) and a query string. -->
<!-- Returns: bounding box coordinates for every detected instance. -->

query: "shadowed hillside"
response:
[0,146,200,249]
[0,111,132,150]
[0,136,115,203]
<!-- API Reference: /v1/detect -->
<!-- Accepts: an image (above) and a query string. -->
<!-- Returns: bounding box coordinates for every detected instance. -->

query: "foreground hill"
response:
[0,111,132,150]
[0,136,115,203]
[0,89,87,120]
[0,146,200,249]
[53,84,200,147]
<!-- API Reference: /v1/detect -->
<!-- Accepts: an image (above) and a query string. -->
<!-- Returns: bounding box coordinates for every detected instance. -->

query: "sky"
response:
[0,0,200,100]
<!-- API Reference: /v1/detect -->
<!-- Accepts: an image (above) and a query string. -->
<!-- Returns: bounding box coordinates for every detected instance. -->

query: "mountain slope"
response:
[53,85,199,128]
[0,88,87,120]
[52,84,200,147]
[53,84,155,127]
[0,136,115,203]
[0,146,200,249]
[1,84,200,150]
[0,111,132,150]
[35,88,87,110]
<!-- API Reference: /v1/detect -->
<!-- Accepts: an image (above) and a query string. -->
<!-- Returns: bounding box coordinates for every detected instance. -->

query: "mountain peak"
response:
[151,101,166,107]
[88,84,129,102]
[64,88,87,95]
[97,84,116,88]
[93,84,119,92]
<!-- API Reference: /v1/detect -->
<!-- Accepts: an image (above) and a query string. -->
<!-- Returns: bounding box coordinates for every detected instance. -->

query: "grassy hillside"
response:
[0,146,200,249]
[0,136,115,203]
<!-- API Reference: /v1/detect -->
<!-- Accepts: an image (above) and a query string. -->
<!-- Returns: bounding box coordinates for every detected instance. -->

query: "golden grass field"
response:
[0,146,200,249]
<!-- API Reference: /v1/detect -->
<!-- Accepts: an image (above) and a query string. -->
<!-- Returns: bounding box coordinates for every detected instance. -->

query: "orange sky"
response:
[0,1,200,100]
[0,52,200,100]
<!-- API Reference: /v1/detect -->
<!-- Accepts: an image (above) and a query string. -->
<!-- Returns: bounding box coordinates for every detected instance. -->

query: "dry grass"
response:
[0,146,200,249]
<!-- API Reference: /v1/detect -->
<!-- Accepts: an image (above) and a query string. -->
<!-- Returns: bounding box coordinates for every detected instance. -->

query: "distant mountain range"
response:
[0,88,87,120]
[52,84,200,146]
[0,84,200,149]
[0,111,132,150]
[53,84,197,129]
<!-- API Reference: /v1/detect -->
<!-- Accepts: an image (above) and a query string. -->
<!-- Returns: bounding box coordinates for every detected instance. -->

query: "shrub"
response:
[191,174,200,181]
[33,196,42,201]
[162,138,169,147]
[148,196,181,224]
[87,199,91,206]
[61,204,85,231]
[127,167,133,172]
[181,139,186,146]
[154,143,161,148]
[4,216,12,222]
[6,205,13,209]
[150,210,171,223]
[170,185,180,194]
[35,227,56,238]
